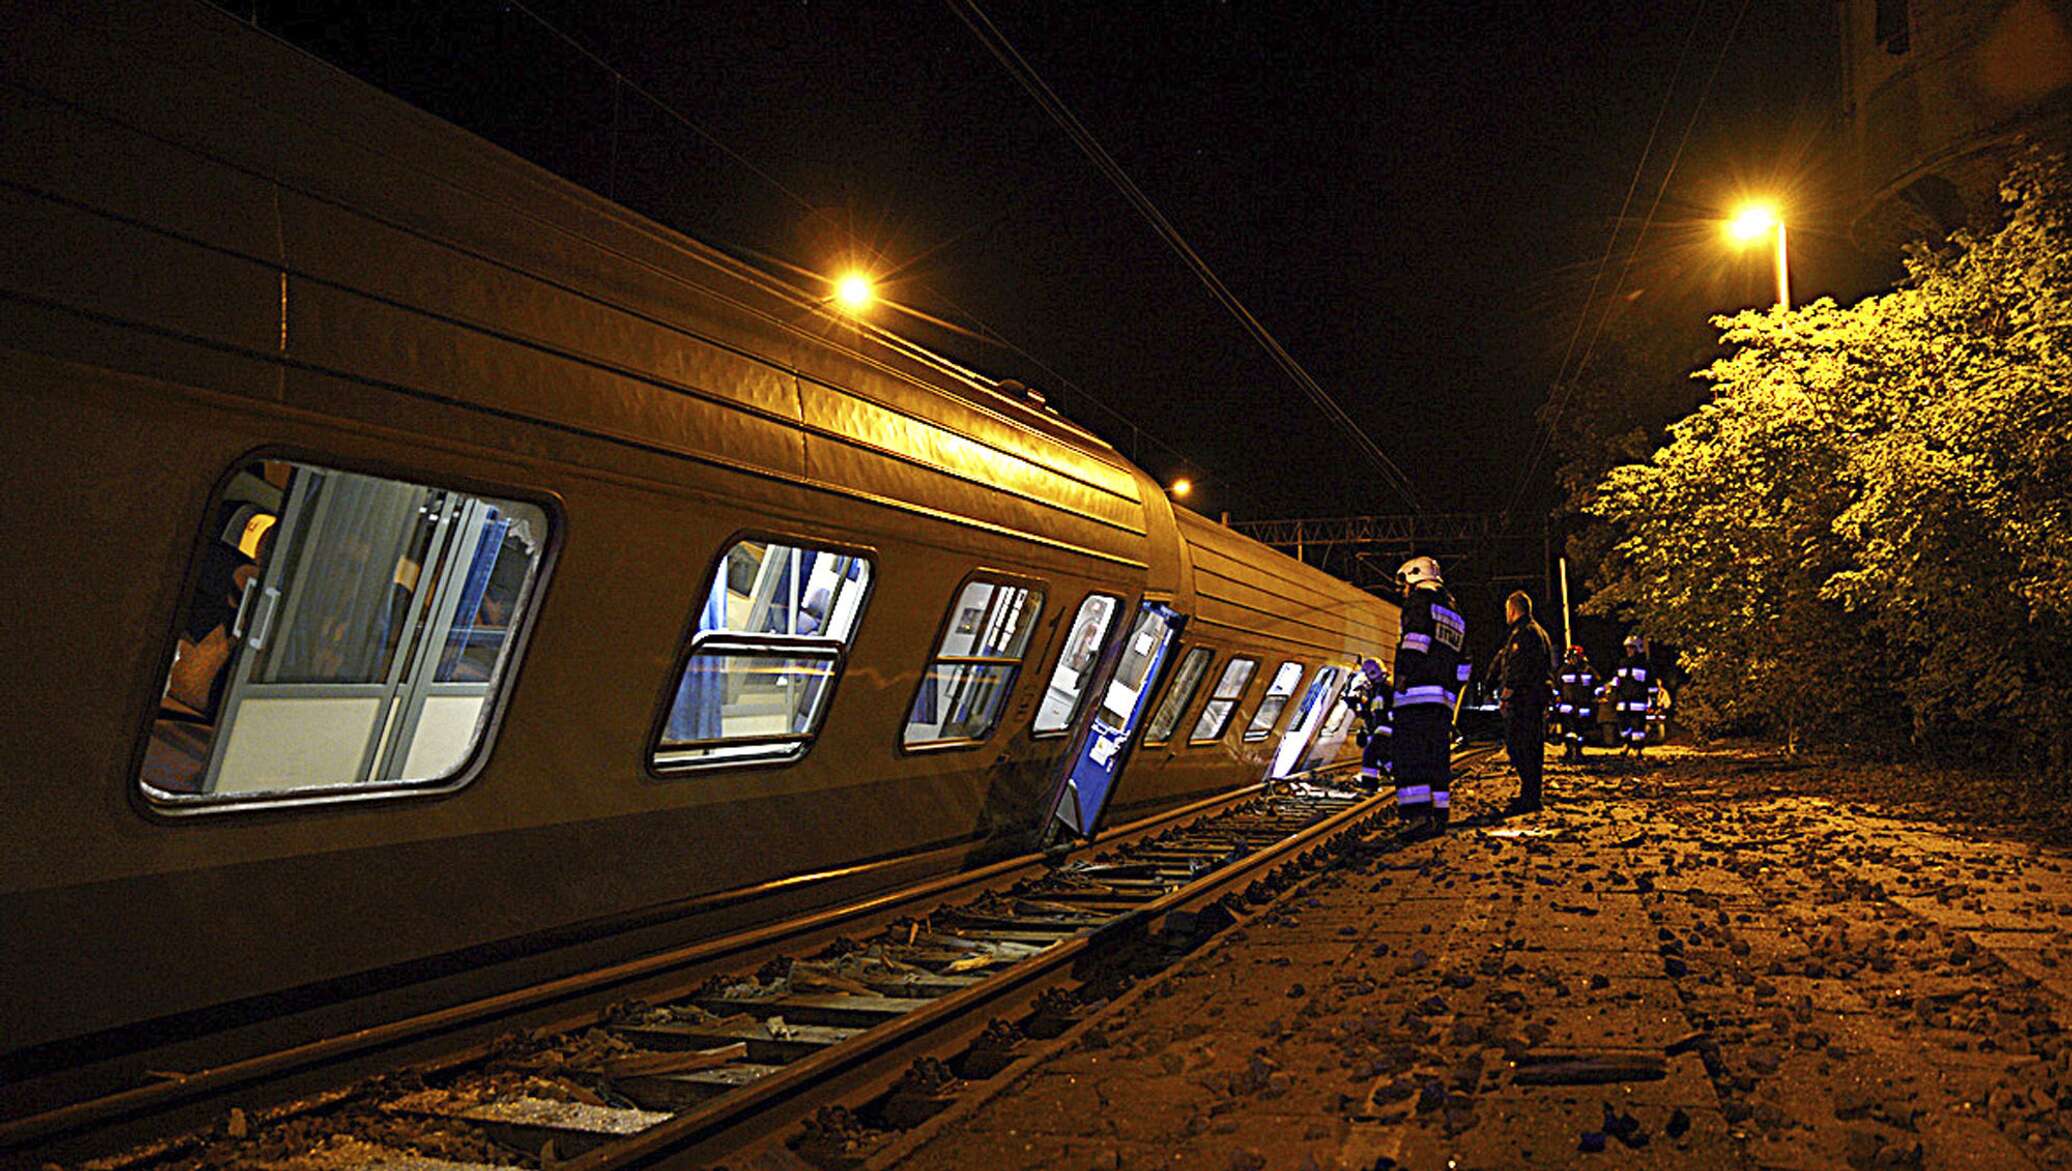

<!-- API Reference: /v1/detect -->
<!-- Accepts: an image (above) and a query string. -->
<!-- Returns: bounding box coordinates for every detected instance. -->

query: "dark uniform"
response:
[1392,580,1468,830]
[1554,647,1598,761]
[1493,614,1554,809]
[1614,639,1655,756]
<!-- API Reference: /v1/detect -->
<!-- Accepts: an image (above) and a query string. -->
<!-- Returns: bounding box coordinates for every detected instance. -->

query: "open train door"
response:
[1048,601,1184,841]
[1294,666,1360,776]
[1267,665,1344,780]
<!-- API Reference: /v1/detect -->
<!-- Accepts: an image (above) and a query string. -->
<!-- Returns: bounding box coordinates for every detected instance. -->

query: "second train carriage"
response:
[0,2,1399,1111]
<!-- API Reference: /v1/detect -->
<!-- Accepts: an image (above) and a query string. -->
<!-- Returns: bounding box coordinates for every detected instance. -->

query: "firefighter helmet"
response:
[1360,658,1387,687]
[1623,632,1647,654]
[1396,555,1444,591]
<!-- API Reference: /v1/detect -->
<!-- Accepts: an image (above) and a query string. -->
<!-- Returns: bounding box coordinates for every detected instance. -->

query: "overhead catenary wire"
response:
[489,0,1239,492]
[947,0,1423,514]
[1502,0,1754,526]
[502,0,819,216]
[1542,1,1704,431]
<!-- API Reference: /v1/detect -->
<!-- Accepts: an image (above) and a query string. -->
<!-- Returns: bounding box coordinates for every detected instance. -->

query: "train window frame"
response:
[133,450,563,818]
[900,569,1048,753]
[1188,654,1261,744]
[1029,590,1125,739]
[1142,646,1215,747]
[1243,659,1307,742]
[647,532,878,777]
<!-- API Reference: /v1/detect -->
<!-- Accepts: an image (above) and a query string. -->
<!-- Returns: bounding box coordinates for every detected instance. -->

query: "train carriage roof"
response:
[0,0,1389,637]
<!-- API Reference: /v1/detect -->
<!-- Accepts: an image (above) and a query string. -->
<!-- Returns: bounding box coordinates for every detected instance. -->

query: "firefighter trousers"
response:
[1392,703,1452,813]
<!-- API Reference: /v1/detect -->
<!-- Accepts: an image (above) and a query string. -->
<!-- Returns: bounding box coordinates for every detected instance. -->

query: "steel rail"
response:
[568,768,1440,1170]
[0,782,1268,1156]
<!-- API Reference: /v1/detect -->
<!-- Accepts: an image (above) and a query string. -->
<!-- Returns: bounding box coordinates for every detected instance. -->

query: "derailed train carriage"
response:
[0,2,1398,1114]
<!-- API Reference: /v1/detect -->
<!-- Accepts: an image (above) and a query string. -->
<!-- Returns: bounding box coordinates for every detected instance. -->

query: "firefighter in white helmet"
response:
[1613,632,1656,758]
[1391,555,1468,836]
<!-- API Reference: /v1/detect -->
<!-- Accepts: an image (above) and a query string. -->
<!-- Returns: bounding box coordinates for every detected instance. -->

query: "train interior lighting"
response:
[142,459,549,804]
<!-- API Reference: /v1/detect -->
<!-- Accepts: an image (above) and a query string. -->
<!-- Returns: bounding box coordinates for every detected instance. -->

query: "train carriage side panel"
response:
[1097,511,1398,818]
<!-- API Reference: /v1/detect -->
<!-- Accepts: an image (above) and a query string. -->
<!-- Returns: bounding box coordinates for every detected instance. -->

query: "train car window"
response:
[1188,656,1259,742]
[1032,593,1122,736]
[1144,647,1214,745]
[1315,669,1359,741]
[1243,660,1306,741]
[141,459,551,806]
[903,578,1045,747]
[652,540,874,771]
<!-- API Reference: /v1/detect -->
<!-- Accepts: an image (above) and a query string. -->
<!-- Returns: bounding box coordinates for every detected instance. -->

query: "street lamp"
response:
[1724,202,1789,309]
[1169,477,1193,500]
[833,272,874,314]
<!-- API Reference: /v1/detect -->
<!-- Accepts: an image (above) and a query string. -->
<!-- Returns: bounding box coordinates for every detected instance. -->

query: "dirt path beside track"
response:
[885,745,2072,1170]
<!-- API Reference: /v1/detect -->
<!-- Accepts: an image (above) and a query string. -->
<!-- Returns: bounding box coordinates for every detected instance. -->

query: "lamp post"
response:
[1725,202,1789,309]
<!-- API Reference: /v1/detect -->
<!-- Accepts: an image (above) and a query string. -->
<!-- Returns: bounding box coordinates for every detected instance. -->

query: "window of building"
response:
[141,459,552,805]
[653,539,874,771]
[904,578,1045,746]
[1189,656,1259,742]
[1875,0,1909,54]
[1243,660,1306,741]
[1033,593,1122,735]
[1144,647,1214,745]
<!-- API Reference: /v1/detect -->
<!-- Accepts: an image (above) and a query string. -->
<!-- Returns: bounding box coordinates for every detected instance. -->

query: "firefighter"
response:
[1491,591,1554,815]
[1614,633,1655,758]
[1345,657,1393,790]
[1555,645,1597,762]
[1390,556,1467,836]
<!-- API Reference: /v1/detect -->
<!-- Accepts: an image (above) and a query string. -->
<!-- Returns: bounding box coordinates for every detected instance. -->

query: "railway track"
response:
[9,753,1494,1171]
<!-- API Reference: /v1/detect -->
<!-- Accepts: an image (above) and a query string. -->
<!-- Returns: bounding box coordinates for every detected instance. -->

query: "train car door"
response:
[1295,666,1360,776]
[1268,665,1344,780]
[1049,601,1183,839]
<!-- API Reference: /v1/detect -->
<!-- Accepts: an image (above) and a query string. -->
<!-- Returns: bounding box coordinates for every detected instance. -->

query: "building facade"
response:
[1839,0,2072,250]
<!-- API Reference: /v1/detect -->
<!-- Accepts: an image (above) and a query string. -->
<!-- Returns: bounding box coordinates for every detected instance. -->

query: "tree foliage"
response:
[1588,154,2072,776]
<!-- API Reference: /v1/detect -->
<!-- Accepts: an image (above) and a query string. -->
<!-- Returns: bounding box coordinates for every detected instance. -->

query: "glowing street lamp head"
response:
[1725,202,1780,244]
[1169,477,1193,499]
[834,273,874,312]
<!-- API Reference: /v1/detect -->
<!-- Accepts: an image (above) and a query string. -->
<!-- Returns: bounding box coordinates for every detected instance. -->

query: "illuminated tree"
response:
[1590,153,2072,777]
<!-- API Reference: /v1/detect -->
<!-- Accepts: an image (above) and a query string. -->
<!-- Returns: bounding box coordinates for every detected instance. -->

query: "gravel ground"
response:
[885,744,2072,1171]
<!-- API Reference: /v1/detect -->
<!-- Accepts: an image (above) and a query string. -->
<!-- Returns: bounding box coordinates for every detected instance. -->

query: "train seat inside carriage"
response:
[143,459,548,800]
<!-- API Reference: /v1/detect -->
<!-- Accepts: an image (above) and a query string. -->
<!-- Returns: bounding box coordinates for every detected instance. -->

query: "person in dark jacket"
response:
[1391,556,1468,837]
[1490,591,1554,814]
[1614,633,1656,758]
[1554,645,1597,762]
[1346,657,1393,790]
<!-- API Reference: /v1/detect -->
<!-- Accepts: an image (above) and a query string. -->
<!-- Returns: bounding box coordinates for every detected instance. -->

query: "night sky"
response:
[238,0,1857,523]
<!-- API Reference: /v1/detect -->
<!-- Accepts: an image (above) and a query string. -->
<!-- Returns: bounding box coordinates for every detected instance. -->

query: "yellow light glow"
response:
[1725,202,1780,244]
[834,273,874,312]
[1169,478,1193,498]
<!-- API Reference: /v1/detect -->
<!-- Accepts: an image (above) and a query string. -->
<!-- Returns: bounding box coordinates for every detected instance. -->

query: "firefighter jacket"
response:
[1393,585,1468,712]
[1614,651,1655,713]
[1557,655,1597,720]
[1492,617,1554,706]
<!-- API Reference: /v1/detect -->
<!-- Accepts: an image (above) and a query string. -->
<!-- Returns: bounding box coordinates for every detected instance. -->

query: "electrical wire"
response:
[505,0,1247,494]
[502,0,819,215]
[1502,0,1753,525]
[947,0,1422,513]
